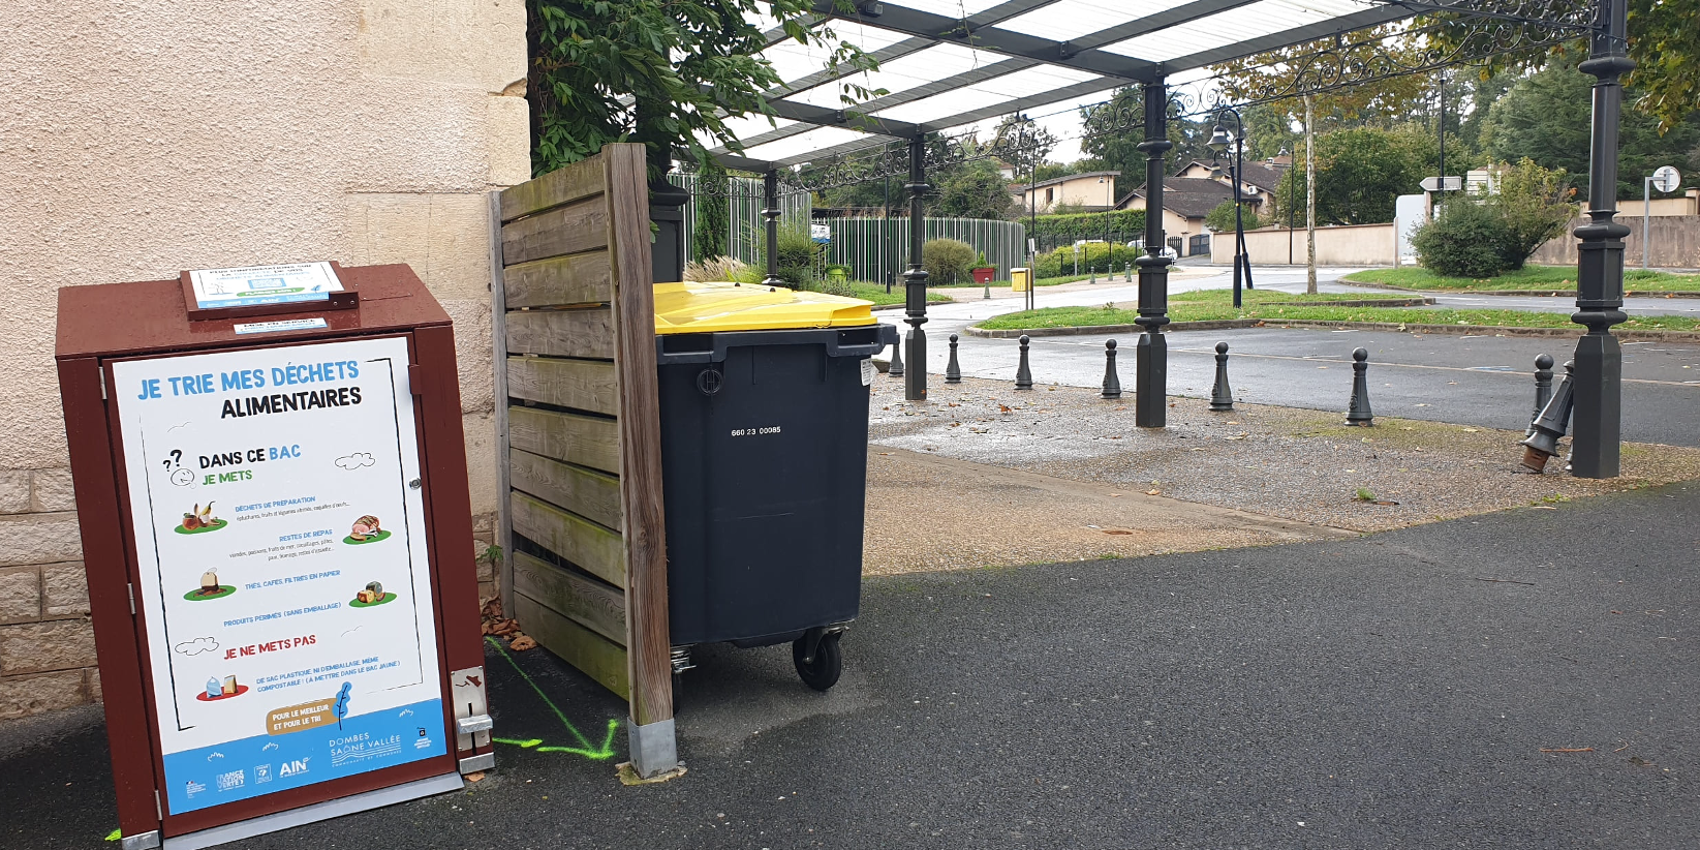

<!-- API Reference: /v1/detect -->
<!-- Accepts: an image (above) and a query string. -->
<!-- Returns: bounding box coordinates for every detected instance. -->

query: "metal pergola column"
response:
[1134,78,1172,428]
[762,170,782,287]
[1569,0,1632,478]
[903,136,929,401]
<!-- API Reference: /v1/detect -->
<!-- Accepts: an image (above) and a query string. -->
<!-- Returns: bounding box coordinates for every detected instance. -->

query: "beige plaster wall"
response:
[0,0,528,718]
[1217,223,1397,267]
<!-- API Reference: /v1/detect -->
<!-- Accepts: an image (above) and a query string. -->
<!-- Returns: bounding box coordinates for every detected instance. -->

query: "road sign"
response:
[1651,166,1681,193]
[1419,176,1463,192]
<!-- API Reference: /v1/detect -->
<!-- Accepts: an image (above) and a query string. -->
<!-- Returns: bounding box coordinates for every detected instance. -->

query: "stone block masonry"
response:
[1,0,528,720]
[0,470,97,720]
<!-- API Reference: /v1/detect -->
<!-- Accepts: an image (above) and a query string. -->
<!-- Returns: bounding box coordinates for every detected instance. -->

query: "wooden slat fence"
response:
[490,144,675,775]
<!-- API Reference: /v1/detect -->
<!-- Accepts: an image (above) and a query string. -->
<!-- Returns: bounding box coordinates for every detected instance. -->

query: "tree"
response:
[1273,126,1434,226]
[526,0,878,177]
[990,113,1058,177]
[1078,87,1206,199]
[928,158,1019,220]
[692,157,729,262]
[1481,53,1699,198]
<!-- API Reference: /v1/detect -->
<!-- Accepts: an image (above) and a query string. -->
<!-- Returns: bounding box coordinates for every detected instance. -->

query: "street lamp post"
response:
[1209,107,1250,308]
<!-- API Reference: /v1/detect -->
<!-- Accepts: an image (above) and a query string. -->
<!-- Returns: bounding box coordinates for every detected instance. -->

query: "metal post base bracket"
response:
[628,717,678,779]
[120,832,162,850]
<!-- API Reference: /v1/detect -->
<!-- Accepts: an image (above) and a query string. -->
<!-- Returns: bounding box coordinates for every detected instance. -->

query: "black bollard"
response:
[889,335,904,377]
[1015,334,1034,390]
[1345,347,1374,426]
[1526,354,1554,437]
[1101,339,1122,399]
[1209,342,1234,411]
[1519,359,1576,473]
[946,333,962,384]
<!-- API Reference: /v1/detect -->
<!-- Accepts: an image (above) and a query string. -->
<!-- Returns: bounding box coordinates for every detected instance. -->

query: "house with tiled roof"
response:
[1114,178,1236,257]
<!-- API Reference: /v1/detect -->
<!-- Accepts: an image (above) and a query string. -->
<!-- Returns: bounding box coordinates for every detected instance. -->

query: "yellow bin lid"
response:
[653,281,879,334]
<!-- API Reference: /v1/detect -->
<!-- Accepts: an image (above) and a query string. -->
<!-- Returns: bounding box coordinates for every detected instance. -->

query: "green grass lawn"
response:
[977,290,1700,332]
[1342,265,1700,292]
[844,281,952,306]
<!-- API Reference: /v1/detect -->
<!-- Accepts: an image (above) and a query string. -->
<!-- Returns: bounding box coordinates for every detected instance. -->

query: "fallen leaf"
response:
[999,404,1012,413]
[510,635,538,651]
[466,771,487,782]
[1146,489,1161,495]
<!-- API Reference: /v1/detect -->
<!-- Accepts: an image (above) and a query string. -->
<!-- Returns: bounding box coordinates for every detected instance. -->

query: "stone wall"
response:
[0,0,528,719]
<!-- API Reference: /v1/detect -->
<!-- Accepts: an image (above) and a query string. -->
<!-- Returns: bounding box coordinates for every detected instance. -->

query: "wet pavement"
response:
[9,480,1700,849]
[886,267,1700,447]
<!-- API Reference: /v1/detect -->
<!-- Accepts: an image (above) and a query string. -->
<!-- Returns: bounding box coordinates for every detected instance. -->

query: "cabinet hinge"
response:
[128,583,136,616]
[154,789,163,819]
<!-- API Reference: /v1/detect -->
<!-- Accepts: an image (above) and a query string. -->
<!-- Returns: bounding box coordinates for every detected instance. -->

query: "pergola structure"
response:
[698,0,1631,478]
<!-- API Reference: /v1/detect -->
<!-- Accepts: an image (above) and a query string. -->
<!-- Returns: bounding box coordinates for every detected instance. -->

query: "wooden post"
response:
[603,145,675,776]
[495,144,675,777]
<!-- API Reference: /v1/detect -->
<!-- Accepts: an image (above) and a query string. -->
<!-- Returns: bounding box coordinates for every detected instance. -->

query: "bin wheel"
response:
[792,632,842,691]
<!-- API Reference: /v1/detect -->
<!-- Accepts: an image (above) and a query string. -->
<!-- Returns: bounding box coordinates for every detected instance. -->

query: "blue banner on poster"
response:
[162,697,446,814]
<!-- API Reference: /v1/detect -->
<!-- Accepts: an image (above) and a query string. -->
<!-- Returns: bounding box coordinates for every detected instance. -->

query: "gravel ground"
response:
[868,374,1700,539]
[861,448,1348,575]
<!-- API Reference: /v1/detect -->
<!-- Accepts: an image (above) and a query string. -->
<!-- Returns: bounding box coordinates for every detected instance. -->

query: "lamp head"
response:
[1207,124,1232,153]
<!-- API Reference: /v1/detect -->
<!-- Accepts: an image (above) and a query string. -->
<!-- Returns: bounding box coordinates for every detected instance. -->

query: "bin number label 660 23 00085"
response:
[730,425,782,438]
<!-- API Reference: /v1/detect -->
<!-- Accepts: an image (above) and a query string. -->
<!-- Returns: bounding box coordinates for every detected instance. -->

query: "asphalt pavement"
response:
[9,480,1699,849]
[889,267,1700,446]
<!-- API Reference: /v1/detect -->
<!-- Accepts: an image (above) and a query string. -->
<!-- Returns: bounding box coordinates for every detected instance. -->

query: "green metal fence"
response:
[670,173,811,269]
[818,217,1028,284]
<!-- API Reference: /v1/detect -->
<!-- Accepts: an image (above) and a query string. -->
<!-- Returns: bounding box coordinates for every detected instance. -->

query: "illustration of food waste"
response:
[113,337,445,814]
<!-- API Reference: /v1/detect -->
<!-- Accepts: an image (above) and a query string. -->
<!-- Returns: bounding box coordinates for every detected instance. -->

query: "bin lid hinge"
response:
[408,364,425,396]
[128,583,136,616]
[154,789,162,820]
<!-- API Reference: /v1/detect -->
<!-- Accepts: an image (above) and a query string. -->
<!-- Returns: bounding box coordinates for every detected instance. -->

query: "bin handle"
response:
[654,324,897,365]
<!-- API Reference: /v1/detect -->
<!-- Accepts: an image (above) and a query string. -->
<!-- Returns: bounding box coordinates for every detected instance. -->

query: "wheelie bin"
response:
[652,281,896,690]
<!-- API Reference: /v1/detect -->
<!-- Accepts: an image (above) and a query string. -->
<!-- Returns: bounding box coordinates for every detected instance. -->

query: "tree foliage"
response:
[1481,52,1699,198]
[1078,87,1210,200]
[691,157,729,263]
[990,113,1058,177]
[1205,201,1264,233]
[1273,126,1435,225]
[526,0,877,177]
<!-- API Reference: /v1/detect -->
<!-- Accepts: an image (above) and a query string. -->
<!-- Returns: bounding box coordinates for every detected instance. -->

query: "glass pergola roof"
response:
[703,0,1594,172]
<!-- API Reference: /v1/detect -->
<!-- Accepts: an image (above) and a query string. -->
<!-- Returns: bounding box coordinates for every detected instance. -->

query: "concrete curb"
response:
[1336,279,1700,299]
[967,318,1700,342]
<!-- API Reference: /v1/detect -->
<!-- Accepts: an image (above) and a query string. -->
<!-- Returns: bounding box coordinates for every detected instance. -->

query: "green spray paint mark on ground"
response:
[486,636,619,760]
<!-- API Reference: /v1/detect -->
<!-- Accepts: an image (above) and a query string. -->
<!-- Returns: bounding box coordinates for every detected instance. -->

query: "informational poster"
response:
[111,336,445,815]
[188,262,343,310]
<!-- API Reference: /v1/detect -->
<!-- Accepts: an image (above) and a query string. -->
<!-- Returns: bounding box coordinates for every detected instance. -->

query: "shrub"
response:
[1486,158,1574,272]
[755,223,822,287]
[922,238,976,285]
[1033,242,1141,278]
[1411,200,1518,278]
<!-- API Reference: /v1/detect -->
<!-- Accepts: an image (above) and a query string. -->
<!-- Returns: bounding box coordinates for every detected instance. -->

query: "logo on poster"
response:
[216,769,246,792]
[279,758,311,778]
[254,764,272,784]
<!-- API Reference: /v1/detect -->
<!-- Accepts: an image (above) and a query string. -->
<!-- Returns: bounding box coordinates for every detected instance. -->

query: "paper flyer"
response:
[111,336,445,814]
[188,262,343,310]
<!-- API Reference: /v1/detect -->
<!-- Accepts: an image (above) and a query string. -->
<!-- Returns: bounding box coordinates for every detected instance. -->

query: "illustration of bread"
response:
[350,515,381,541]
